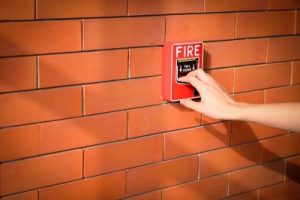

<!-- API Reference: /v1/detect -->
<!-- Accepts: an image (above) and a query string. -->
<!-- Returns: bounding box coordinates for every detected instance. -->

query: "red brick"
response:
[204,39,267,69]
[286,156,300,180]
[265,85,300,103]
[231,121,287,145]
[200,142,260,178]
[292,61,300,84]
[84,135,163,177]
[127,156,198,196]
[0,57,36,93]
[0,125,39,162]
[1,191,38,200]
[129,0,204,15]
[37,0,127,19]
[233,90,265,104]
[85,76,162,114]
[39,112,126,154]
[128,104,200,138]
[1,150,82,196]
[209,68,234,93]
[127,191,161,200]
[205,0,267,12]
[260,133,300,163]
[165,123,230,159]
[229,160,284,195]
[0,0,34,20]
[84,17,165,50]
[162,175,227,200]
[268,0,300,9]
[259,180,300,200]
[234,62,291,92]
[236,11,294,38]
[166,13,235,41]
[227,191,258,200]
[0,87,82,128]
[267,36,300,62]
[39,171,125,200]
[0,21,81,57]
[40,50,128,88]
[130,47,162,78]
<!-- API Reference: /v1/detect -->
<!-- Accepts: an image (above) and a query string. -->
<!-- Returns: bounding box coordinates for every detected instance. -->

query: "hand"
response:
[178,69,240,120]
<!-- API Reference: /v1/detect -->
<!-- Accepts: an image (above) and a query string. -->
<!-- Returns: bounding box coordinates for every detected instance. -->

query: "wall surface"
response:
[0,0,300,199]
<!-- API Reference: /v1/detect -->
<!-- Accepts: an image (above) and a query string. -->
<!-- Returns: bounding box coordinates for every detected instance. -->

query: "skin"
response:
[178,69,300,132]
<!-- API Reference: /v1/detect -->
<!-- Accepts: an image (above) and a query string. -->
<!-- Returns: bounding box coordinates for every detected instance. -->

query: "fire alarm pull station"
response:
[162,41,204,101]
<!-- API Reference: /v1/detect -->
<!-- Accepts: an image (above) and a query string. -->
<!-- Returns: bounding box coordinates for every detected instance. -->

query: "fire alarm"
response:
[162,41,204,101]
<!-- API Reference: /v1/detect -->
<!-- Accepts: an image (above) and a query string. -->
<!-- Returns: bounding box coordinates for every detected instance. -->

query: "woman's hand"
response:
[178,69,240,120]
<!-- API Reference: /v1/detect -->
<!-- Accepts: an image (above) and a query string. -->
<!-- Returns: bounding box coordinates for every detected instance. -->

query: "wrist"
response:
[226,102,249,121]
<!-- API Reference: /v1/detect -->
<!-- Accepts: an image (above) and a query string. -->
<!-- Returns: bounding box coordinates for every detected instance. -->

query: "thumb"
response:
[180,99,206,113]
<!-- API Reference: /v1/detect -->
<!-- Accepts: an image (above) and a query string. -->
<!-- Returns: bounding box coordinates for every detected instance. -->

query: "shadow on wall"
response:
[0,20,300,200]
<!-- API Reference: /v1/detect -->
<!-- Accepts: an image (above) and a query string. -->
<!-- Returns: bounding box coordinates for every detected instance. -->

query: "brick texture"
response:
[0,0,34,20]
[0,57,36,93]
[1,1,299,199]
[1,150,82,196]
[37,0,127,19]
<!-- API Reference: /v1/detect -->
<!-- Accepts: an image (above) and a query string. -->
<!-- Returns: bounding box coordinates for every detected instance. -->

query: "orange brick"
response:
[260,133,300,163]
[0,21,81,57]
[200,142,260,178]
[84,17,165,50]
[39,112,126,154]
[127,191,161,200]
[0,125,39,162]
[40,50,128,87]
[166,13,235,42]
[229,160,284,195]
[227,191,258,200]
[205,0,267,12]
[128,0,204,15]
[165,123,230,159]
[162,175,227,200]
[0,57,36,93]
[37,0,127,19]
[127,156,198,196]
[1,150,82,196]
[267,36,300,62]
[286,156,300,180]
[236,11,294,38]
[233,90,265,104]
[209,68,234,93]
[0,0,34,20]
[128,104,200,138]
[234,62,291,92]
[84,135,163,177]
[265,85,300,103]
[268,0,300,9]
[130,47,162,78]
[1,191,38,200]
[292,61,300,84]
[0,87,82,128]
[85,77,162,114]
[200,115,221,125]
[259,180,300,200]
[39,171,125,200]
[297,11,300,34]
[204,39,267,69]
[231,121,287,145]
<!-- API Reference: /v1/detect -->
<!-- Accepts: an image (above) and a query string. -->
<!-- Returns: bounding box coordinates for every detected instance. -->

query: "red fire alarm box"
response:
[162,41,204,101]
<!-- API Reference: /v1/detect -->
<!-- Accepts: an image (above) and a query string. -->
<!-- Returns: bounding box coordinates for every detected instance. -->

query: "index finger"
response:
[178,75,206,93]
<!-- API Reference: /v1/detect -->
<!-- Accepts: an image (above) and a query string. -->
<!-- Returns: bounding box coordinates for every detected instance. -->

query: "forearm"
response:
[230,102,300,132]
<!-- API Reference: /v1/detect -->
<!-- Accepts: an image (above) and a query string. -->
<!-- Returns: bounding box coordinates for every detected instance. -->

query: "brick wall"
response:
[0,0,300,199]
